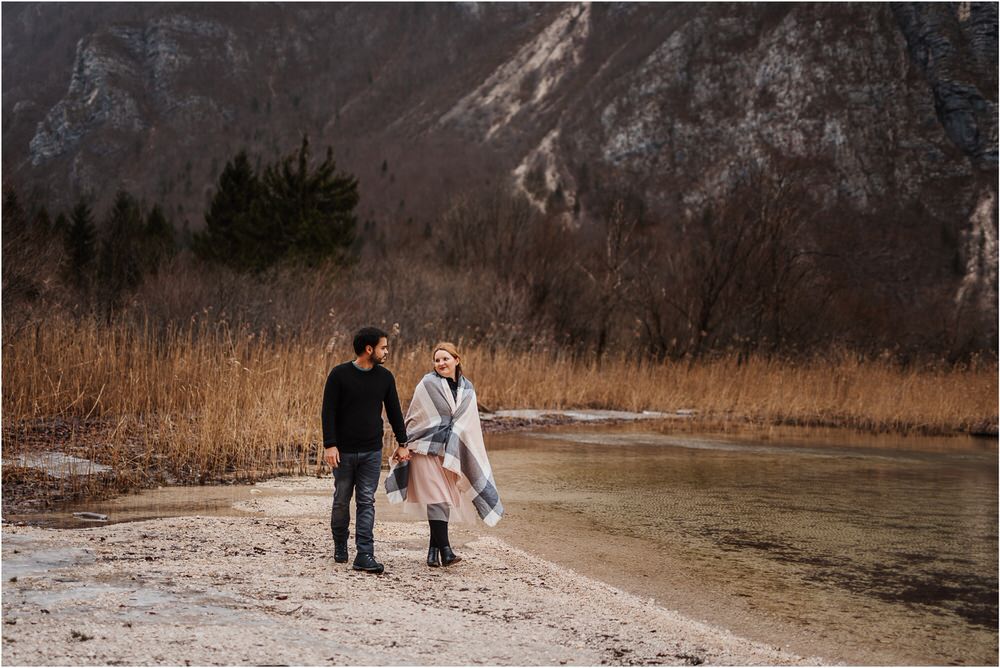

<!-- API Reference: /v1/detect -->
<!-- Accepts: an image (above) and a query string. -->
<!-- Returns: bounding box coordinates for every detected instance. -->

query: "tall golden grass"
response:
[3,316,997,488]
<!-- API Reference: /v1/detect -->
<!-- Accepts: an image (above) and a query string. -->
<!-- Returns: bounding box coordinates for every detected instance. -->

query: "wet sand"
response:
[1,477,820,666]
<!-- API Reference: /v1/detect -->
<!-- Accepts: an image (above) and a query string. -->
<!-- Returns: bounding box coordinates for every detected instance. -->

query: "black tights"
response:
[427,503,450,548]
[428,519,450,548]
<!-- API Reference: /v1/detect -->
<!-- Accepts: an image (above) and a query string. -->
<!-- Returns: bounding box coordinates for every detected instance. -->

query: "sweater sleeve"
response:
[384,373,408,445]
[321,369,339,447]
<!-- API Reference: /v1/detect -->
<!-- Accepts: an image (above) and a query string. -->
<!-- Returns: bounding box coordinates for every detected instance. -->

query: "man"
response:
[322,326,408,573]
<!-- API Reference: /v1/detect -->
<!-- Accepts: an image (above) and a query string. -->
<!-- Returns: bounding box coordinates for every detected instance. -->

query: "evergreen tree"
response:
[65,198,96,288]
[261,135,358,267]
[144,203,176,270]
[98,191,145,304]
[194,150,265,270]
[2,186,25,239]
[196,140,359,272]
[53,212,70,235]
[33,206,52,236]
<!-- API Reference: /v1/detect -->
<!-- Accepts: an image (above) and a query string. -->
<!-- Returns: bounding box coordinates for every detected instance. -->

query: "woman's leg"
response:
[427,503,450,546]
[426,504,450,567]
[430,504,461,566]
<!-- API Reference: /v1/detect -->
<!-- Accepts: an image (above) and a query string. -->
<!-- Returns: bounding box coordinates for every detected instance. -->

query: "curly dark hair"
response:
[353,327,388,355]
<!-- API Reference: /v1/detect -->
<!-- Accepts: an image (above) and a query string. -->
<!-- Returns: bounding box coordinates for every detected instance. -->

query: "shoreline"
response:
[5,433,995,665]
[3,409,994,517]
[1,479,823,666]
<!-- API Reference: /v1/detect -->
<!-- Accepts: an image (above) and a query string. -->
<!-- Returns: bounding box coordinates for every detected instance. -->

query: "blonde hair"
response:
[433,341,463,378]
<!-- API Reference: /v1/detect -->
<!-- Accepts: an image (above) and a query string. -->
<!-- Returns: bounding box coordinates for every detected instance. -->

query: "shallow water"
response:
[12,424,997,665]
[485,424,998,665]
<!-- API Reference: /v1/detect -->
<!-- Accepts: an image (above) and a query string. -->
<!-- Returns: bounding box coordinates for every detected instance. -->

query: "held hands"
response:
[324,446,340,469]
[394,445,412,463]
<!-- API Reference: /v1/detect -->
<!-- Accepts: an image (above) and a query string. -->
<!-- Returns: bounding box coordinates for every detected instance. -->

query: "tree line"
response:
[2,137,991,361]
[3,135,360,314]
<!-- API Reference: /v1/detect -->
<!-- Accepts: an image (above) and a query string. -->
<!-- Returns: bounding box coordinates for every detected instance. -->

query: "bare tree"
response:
[434,186,537,276]
[635,161,829,359]
[579,199,641,358]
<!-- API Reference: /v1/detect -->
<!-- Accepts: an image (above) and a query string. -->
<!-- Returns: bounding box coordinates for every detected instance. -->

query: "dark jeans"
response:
[330,450,382,555]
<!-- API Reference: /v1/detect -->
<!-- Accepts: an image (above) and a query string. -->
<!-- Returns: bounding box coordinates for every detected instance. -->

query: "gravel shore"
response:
[2,478,822,666]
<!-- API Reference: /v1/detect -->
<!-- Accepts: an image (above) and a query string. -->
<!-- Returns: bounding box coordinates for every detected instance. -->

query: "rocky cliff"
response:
[3,2,997,331]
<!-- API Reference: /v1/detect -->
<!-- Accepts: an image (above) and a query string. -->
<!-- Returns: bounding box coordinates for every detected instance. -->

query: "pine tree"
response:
[65,198,96,288]
[98,191,145,304]
[194,150,265,270]
[144,203,176,271]
[196,140,359,272]
[261,135,358,267]
[53,212,70,235]
[2,186,25,239]
[33,206,52,236]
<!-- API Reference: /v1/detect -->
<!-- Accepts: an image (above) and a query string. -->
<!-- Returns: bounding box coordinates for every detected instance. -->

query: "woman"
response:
[385,342,503,567]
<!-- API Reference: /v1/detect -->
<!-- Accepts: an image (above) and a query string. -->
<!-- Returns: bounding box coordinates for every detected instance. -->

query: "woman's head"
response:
[432,341,462,380]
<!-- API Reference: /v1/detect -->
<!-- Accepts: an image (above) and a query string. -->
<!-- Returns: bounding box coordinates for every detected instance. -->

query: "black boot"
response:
[352,553,384,574]
[440,546,462,566]
[427,547,441,567]
[333,542,348,563]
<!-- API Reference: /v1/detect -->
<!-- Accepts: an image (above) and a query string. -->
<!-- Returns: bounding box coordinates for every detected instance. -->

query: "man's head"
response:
[353,327,389,365]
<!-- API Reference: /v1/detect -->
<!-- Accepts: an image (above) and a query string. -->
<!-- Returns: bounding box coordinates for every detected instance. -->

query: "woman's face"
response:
[434,349,459,380]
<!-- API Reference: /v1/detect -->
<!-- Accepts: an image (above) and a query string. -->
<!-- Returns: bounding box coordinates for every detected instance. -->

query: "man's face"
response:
[369,337,389,365]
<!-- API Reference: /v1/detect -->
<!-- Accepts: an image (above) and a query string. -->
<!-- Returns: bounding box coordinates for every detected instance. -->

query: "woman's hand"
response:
[394,445,412,462]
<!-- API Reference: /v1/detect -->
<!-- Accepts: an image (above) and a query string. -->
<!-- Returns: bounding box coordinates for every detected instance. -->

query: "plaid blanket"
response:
[385,372,503,526]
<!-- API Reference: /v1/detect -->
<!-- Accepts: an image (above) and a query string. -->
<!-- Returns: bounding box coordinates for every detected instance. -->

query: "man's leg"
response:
[330,452,357,558]
[353,449,382,556]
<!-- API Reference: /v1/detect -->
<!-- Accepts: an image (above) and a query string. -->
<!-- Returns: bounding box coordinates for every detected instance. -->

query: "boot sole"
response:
[352,565,384,574]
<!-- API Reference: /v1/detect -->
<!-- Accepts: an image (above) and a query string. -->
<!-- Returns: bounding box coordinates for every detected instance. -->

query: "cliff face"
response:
[891,2,998,331]
[3,2,997,329]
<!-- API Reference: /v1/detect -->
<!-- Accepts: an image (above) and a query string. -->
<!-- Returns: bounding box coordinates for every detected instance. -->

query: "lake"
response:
[483,424,998,665]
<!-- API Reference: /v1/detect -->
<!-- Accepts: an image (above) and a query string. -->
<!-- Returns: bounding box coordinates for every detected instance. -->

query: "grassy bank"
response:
[3,317,996,510]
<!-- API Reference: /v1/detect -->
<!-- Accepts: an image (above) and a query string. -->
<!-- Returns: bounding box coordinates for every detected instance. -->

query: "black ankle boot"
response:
[440,546,462,566]
[426,547,441,567]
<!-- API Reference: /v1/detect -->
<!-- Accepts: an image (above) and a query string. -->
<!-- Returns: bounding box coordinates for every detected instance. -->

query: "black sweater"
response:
[321,362,407,452]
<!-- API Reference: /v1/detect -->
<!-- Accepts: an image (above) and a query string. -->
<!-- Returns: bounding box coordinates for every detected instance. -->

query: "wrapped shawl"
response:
[385,372,503,526]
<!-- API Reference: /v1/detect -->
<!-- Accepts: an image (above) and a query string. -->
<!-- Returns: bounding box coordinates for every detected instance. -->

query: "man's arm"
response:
[384,374,408,445]
[321,369,340,468]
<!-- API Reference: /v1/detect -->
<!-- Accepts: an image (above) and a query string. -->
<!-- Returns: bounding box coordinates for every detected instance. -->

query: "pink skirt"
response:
[403,452,478,524]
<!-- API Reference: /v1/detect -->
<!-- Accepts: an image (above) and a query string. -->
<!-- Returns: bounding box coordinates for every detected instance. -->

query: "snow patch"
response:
[481,408,688,422]
[5,452,113,478]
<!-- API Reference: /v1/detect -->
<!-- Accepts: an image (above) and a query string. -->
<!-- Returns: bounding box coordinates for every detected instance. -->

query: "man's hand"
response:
[324,446,340,469]
[394,445,411,462]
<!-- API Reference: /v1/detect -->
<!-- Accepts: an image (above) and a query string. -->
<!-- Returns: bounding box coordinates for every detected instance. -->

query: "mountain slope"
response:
[3,2,996,329]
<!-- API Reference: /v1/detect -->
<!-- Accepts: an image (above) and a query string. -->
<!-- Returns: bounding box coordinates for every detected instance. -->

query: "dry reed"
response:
[3,316,996,496]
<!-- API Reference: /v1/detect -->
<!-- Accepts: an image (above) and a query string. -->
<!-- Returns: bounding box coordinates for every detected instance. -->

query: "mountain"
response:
[3,2,997,330]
